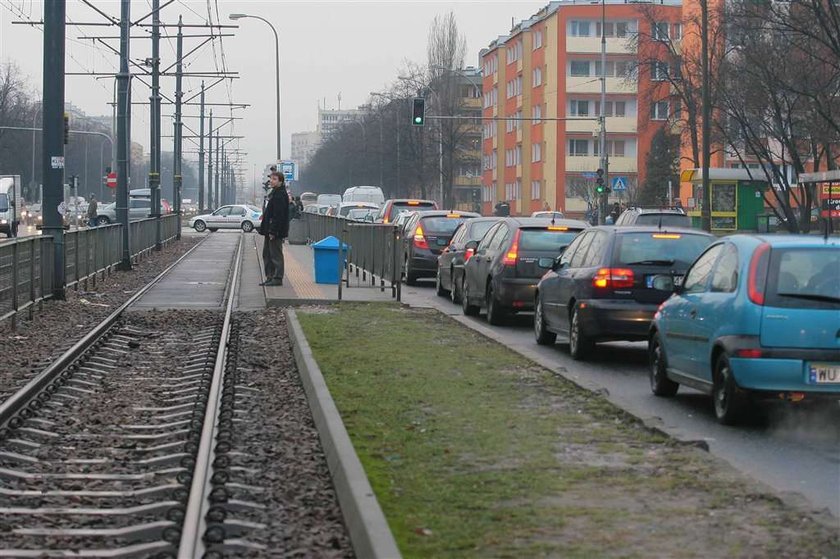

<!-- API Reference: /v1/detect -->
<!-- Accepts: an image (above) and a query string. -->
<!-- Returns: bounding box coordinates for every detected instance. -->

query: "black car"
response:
[435,217,502,302]
[460,217,590,324]
[403,210,480,285]
[614,207,691,228]
[533,226,714,359]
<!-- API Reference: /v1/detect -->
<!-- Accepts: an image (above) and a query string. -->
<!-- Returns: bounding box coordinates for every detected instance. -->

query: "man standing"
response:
[259,171,290,286]
[87,194,98,227]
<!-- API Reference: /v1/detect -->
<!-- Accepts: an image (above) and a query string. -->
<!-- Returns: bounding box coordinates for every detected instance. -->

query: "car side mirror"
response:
[465,240,479,252]
[651,274,682,293]
[551,255,566,271]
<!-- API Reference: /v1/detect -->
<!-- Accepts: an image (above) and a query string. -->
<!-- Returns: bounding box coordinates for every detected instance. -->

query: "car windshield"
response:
[768,247,840,307]
[634,214,691,227]
[519,229,580,250]
[421,216,470,235]
[0,193,8,212]
[390,201,435,221]
[247,205,262,213]
[468,221,497,241]
[615,232,712,267]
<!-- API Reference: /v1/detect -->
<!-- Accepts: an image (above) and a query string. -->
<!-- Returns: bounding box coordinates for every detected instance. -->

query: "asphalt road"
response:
[402,279,840,518]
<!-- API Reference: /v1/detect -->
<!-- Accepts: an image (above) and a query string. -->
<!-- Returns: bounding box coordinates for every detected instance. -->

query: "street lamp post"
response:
[230,13,281,161]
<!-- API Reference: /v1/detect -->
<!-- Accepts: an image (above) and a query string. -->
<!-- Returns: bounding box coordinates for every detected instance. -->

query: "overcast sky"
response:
[1,1,543,187]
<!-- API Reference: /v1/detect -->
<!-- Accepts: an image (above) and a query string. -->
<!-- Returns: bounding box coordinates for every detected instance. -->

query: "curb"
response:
[285,309,402,559]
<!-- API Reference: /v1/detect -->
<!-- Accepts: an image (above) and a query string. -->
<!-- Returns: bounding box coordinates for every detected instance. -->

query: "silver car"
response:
[190,204,263,233]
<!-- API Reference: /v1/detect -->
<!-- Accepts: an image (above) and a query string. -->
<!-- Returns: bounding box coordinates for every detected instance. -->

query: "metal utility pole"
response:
[700,0,712,232]
[117,0,131,270]
[598,0,609,225]
[214,130,220,208]
[149,0,162,249]
[173,16,184,240]
[41,0,66,298]
[207,110,213,209]
[198,82,205,212]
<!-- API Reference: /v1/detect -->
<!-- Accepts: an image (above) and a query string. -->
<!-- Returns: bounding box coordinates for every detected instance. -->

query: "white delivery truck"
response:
[342,185,384,206]
[0,175,23,237]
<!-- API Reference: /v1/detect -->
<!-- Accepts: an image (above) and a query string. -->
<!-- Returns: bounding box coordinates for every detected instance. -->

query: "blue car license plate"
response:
[808,363,840,384]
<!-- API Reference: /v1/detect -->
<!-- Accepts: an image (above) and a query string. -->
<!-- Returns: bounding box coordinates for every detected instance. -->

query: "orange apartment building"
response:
[480,0,682,217]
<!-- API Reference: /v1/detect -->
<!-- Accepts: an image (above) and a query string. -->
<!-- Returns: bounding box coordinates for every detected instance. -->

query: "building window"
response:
[673,23,682,41]
[569,99,590,116]
[570,20,592,37]
[651,101,669,120]
[532,142,542,163]
[652,61,669,81]
[531,180,542,200]
[533,30,543,49]
[532,104,542,123]
[596,20,636,38]
[595,100,628,117]
[568,139,589,156]
[515,145,522,165]
[570,60,590,77]
[653,22,670,41]
[594,139,626,157]
[533,67,543,87]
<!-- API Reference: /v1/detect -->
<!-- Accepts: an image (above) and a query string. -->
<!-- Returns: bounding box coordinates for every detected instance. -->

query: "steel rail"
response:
[178,234,243,557]
[0,235,209,428]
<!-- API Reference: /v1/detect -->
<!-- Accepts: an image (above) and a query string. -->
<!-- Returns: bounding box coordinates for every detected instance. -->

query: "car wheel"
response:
[241,220,254,232]
[649,331,679,396]
[486,282,506,325]
[450,267,461,304]
[568,305,594,360]
[193,220,206,232]
[534,295,557,346]
[97,216,111,226]
[713,353,747,425]
[461,277,480,316]
[435,267,448,297]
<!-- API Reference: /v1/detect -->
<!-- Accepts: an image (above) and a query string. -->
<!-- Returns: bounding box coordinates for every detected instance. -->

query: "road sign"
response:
[106,172,117,188]
[611,176,628,191]
[280,161,295,182]
[581,172,596,179]
[819,182,840,218]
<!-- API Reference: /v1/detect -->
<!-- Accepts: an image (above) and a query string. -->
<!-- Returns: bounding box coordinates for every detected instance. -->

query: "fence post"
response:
[29,240,36,320]
[11,242,18,331]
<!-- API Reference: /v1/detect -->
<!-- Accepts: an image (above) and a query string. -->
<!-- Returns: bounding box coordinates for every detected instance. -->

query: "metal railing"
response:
[0,214,182,327]
[302,212,402,300]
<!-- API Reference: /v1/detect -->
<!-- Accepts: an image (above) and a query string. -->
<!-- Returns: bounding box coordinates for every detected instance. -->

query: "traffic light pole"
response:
[41,0,66,299]
[598,0,609,225]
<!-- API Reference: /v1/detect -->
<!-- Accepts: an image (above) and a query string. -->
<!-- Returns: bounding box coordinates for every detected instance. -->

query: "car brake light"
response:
[547,226,568,231]
[384,216,390,223]
[502,230,522,266]
[652,233,681,239]
[747,243,771,305]
[408,200,420,205]
[465,247,475,261]
[593,268,635,289]
[414,225,429,250]
[736,348,763,358]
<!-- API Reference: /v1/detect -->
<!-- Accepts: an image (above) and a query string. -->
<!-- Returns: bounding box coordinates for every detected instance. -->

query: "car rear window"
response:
[615,232,712,267]
[766,248,840,308]
[421,216,469,235]
[633,214,691,227]
[519,229,580,251]
[390,201,435,221]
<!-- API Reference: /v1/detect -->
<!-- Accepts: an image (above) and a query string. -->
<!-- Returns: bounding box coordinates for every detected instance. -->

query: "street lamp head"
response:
[229,13,248,20]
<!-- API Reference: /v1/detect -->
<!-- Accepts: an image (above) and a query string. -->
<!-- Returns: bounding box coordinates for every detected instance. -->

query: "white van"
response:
[342,186,384,206]
[317,193,342,207]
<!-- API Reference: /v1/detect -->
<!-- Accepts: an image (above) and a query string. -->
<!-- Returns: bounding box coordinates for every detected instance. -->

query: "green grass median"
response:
[296,303,837,558]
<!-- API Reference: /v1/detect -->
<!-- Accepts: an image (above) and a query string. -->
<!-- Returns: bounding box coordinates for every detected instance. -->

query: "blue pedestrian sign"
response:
[611,176,628,191]
[280,161,295,182]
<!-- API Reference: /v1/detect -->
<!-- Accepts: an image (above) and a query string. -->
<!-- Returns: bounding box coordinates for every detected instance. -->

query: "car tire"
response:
[649,331,679,397]
[534,295,557,346]
[435,267,448,297]
[193,220,206,232]
[450,267,461,304]
[461,278,480,316]
[713,353,747,425]
[568,305,594,360]
[97,216,111,226]
[486,282,506,325]
[241,221,254,233]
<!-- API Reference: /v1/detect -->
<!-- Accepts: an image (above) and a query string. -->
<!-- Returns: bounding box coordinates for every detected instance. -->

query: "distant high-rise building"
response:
[291,131,321,172]
[317,107,366,138]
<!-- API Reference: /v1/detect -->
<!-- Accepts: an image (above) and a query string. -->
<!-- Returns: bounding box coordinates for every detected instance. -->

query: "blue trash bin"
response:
[312,236,349,284]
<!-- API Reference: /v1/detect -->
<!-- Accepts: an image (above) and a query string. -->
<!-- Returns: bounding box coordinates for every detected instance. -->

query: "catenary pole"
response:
[214,130,220,208]
[207,109,213,209]
[198,82,205,211]
[700,0,712,232]
[173,15,183,239]
[150,0,162,249]
[117,0,131,269]
[41,0,66,298]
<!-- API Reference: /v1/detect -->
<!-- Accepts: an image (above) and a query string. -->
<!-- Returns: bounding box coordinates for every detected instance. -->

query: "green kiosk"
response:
[681,168,770,232]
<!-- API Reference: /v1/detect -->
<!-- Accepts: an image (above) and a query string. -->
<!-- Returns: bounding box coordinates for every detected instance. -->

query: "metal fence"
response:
[0,214,181,326]
[302,212,402,300]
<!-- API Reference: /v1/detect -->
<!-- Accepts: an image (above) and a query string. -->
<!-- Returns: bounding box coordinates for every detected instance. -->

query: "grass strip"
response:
[297,303,838,558]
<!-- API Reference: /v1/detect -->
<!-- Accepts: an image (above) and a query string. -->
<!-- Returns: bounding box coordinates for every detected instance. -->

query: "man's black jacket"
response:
[260,186,290,238]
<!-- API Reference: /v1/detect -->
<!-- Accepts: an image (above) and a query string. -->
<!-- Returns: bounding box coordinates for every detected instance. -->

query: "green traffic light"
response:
[414,117,422,124]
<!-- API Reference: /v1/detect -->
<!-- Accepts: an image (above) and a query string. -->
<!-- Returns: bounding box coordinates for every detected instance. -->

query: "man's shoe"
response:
[264,278,283,286]
[259,280,269,286]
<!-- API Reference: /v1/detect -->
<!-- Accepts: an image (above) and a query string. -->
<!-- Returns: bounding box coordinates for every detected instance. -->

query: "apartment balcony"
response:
[462,97,482,109]
[565,116,636,135]
[566,76,636,94]
[565,155,637,173]
[454,176,482,187]
[565,36,635,54]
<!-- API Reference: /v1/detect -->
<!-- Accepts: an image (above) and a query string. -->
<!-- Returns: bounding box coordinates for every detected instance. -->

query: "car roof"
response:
[505,217,590,229]
[338,201,378,207]
[387,198,436,204]
[729,233,840,249]
[625,207,687,215]
[591,225,712,236]
[415,210,480,218]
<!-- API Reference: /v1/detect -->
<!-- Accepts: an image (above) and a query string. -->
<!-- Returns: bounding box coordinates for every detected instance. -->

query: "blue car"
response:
[648,234,840,424]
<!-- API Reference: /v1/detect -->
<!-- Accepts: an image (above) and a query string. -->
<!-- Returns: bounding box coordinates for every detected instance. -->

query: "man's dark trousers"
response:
[263,236,284,281]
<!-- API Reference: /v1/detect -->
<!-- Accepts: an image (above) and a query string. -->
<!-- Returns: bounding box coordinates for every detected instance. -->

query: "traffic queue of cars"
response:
[391,207,838,425]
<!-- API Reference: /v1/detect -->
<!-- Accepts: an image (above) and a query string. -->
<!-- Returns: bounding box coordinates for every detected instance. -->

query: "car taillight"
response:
[502,230,522,266]
[593,268,635,289]
[747,243,771,305]
[736,348,763,358]
[465,247,475,261]
[414,225,429,250]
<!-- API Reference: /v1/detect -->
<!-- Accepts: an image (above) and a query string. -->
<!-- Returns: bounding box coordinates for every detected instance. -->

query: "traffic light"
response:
[412,97,425,126]
[595,168,605,194]
[63,113,70,145]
